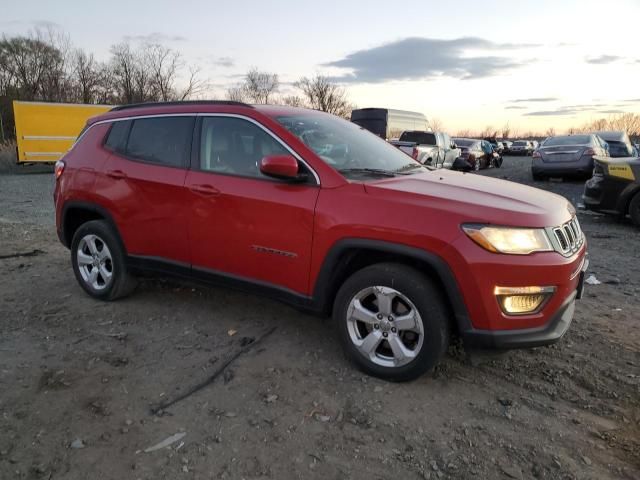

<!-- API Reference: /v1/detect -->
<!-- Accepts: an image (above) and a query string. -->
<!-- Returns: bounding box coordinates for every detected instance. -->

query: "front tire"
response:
[333,263,450,382]
[71,220,137,300]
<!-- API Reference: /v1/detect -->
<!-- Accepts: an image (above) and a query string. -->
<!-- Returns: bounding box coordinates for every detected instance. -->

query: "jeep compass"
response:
[54,101,589,381]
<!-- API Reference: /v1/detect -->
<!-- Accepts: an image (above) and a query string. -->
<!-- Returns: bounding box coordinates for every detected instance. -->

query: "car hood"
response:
[364,169,574,228]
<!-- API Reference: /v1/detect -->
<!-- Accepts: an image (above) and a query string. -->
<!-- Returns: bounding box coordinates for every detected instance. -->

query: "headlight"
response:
[462,224,553,255]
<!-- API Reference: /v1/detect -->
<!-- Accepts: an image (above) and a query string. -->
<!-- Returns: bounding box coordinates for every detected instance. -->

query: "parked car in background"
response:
[510,140,533,156]
[592,131,636,158]
[453,138,499,171]
[532,134,609,180]
[54,101,588,381]
[501,140,513,153]
[391,131,460,168]
[583,156,640,226]
[350,108,428,140]
[484,137,504,155]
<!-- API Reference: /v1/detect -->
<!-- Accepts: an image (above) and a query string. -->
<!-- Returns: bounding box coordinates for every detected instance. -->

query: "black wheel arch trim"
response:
[311,238,473,332]
[59,200,125,252]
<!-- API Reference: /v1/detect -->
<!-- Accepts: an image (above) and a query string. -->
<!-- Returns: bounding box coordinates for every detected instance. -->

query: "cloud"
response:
[323,37,539,83]
[0,19,61,29]
[624,98,640,102]
[599,109,625,114]
[524,106,587,116]
[505,106,527,110]
[123,32,187,43]
[213,56,235,68]
[585,55,622,64]
[511,97,558,103]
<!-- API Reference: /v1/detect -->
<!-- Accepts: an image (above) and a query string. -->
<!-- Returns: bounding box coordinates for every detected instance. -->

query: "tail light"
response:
[412,147,419,160]
[584,148,596,156]
[54,160,65,180]
[532,151,541,158]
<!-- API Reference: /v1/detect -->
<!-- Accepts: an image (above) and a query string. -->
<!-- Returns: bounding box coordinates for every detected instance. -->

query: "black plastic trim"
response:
[126,255,314,310]
[59,201,125,249]
[311,238,473,329]
[462,290,577,349]
[110,101,253,112]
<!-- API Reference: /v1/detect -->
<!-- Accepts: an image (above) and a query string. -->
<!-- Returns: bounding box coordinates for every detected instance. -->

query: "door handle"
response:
[106,169,127,180]
[189,184,220,196]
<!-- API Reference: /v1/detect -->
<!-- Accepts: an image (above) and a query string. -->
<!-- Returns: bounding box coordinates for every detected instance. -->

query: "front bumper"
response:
[445,233,588,349]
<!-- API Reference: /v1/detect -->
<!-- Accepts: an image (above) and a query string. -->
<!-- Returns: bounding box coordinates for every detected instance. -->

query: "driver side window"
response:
[199,117,289,178]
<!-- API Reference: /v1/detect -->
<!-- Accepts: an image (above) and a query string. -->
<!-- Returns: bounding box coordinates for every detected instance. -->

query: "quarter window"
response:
[199,117,289,178]
[104,120,130,153]
[125,117,194,167]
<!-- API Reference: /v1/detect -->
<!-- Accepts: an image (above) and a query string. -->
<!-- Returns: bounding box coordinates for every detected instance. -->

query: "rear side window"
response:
[104,121,130,152]
[125,117,194,167]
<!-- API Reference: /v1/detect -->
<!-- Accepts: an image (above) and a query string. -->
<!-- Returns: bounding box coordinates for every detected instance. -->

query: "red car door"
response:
[95,116,195,265]
[185,115,319,295]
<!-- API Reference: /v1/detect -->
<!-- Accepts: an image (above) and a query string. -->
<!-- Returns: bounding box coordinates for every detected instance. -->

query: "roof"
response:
[593,131,629,142]
[110,100,252,111]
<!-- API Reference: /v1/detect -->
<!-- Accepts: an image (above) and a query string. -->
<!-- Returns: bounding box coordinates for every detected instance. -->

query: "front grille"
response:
[552,217,584,256]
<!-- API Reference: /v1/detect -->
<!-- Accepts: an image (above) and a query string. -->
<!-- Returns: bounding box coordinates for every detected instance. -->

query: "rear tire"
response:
[70,220,137,301]
[333,263,450,382]
[629,192,640,227]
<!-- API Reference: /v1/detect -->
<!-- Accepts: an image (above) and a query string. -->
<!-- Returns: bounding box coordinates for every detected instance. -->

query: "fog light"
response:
[494,286,555,315]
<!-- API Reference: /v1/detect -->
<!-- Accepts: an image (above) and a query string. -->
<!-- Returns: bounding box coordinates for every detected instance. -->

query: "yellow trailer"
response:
[13,100,112,163]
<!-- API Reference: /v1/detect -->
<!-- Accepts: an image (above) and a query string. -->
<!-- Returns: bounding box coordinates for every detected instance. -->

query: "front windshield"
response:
[275,113,426,178]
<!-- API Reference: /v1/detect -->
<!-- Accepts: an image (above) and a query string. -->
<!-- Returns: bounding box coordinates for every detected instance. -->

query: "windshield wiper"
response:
[338,168,397,177]
[394,163,425,173]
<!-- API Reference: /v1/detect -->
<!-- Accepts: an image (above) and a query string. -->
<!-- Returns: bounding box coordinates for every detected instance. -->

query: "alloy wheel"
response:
[76,234,114,290]
[346,286,424,368]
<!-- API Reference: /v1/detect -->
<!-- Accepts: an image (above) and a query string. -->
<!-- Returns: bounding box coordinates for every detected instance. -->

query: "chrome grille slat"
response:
[552,216,583,256]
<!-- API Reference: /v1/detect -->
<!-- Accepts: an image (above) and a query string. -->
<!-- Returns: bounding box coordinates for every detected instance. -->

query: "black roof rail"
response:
[110,100,253,111]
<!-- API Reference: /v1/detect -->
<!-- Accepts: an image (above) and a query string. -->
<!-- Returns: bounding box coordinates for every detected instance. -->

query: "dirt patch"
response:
[0,159,639,479]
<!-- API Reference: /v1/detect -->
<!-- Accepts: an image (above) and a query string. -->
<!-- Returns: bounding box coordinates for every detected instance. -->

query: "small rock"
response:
[125,419,133,426]
[604,278,620,285]
[581,455,592,466]
[497,398,513,407]
[430,460,439,471]
[182,465,189,473]
[224,411,237,418]
[265,394,278,403]
[314,414,331,423]
[500,464,522,479]
[70,439,85,449]
[373,386,383,393]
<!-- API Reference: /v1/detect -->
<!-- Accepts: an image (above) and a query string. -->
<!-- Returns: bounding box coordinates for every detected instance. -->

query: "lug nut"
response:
[382,332,388,338]
[391,327,397,333]
[377,314,383,320]
[374,324,379,329]
[388,316,394,321]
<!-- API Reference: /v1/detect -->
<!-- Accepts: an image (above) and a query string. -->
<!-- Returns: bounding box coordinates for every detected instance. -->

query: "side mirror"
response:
[260,154,303,180]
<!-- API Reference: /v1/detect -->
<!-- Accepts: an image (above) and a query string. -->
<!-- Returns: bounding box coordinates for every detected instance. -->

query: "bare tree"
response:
[429,117,444,131]
[501,122,511,139]
[456,129,471,138]
[280,94,305,107]
[608,113,640,136]
[226,85,248,102]
[480,125,497,138]
[244,68,279,104]
[72,50,102,103]
[545,127,556,137]
[294,75,352,118]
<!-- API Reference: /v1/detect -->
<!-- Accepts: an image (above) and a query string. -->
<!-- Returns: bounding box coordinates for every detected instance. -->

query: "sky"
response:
[2,0,640,134]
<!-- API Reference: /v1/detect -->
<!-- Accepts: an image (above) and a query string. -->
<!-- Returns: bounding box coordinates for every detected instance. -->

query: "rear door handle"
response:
[189,184,220,196]
[106,169,127,180]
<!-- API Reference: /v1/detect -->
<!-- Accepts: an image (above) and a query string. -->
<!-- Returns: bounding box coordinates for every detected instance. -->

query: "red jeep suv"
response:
[54,101,588,381]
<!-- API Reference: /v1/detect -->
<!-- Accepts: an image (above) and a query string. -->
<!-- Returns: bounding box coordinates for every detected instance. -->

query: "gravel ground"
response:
[0,157,638,480]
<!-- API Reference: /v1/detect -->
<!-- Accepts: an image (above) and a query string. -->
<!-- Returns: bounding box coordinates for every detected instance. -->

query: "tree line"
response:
[0,28,354,141]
